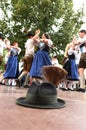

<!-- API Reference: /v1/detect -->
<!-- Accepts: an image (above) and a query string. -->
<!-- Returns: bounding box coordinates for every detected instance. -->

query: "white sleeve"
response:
[78,36,86,44]
[18,48,21,54]
[48,39,53,47]
[68,48,74,55]
[24,42,27,48]
[3,41,6,48]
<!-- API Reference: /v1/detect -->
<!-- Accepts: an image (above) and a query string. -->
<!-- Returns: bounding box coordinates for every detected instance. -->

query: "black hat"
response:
[16,82,66,109]
[27,31,34,37]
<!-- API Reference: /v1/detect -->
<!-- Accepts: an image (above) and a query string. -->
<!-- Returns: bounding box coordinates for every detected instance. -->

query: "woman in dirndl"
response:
[62,42,79,90]
[3,42,21,85]
[29,33,53,83]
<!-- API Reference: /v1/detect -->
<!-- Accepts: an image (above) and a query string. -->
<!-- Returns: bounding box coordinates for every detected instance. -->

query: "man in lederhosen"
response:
[16,30,40,87]
[74,30,86,92]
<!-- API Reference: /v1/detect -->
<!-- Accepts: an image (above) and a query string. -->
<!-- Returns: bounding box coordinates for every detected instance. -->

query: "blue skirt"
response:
[29,50,52,78]
[3,56,19,78]
[63,59,79,80]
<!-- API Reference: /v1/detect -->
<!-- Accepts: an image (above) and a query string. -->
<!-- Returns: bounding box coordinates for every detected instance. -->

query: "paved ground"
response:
[0,85,86,130]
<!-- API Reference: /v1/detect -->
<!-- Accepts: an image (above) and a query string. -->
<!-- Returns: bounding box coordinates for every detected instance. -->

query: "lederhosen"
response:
[22,55,33,72]
[78,43,86,68]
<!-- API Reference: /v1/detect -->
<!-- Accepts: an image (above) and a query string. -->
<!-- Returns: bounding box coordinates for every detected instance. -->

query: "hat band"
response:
[25,94,58,105]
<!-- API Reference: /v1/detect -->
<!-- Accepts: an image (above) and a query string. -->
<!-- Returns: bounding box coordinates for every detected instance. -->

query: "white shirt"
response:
[52,58,62,68]
[25,39,35,56]
[78,36,86,53]
[0,39,6,56]
[47,39,53,47]
[68,47,81,65]
[78,35,86,44]
[82,46,86,53]
[75,49,81,65]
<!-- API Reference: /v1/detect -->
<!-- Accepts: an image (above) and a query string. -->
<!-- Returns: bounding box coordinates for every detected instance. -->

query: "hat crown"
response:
[29,82,57,95]
[16,81,66,109]
[25,82,57,105]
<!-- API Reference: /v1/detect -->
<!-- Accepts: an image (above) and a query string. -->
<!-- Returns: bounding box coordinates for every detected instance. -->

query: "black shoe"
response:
[15,79,21,87]
[22,85,30,88]
[76,88,86,93]
[60,87,68,91]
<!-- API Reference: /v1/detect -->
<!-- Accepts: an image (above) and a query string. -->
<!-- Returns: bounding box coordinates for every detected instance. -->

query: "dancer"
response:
[29,33,53,83]
[62,40,79,90]
[3,42,21,86]
[16,29,40,87]
[73,29,86,92]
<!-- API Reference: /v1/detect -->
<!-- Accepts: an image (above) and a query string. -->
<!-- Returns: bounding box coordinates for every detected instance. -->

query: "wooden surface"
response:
[0,85,86,130]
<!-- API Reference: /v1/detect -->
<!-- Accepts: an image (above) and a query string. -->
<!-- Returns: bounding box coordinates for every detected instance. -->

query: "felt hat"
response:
[16,82,66,109]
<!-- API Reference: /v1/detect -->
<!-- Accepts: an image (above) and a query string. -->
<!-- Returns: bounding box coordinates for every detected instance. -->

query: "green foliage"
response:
[0,0,84,62]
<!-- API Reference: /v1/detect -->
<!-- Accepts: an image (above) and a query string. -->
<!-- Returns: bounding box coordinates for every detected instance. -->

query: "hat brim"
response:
[16,97,66,109]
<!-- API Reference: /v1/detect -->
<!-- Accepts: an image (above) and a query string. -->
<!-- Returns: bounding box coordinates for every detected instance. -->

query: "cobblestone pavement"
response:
[0,85,86,130]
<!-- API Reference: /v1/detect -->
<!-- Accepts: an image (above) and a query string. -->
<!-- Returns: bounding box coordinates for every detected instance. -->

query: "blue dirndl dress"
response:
[29,43,52,78]
[63,53,79,80]
[3,48,19,79]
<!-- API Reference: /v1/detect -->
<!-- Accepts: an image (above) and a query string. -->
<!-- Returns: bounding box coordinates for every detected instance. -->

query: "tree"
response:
[0,0,84,60]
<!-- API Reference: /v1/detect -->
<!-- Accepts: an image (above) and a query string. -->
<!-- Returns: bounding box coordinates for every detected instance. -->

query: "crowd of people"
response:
[0,29,86,93]
[60,29,86,92]
[0,29,53,88]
